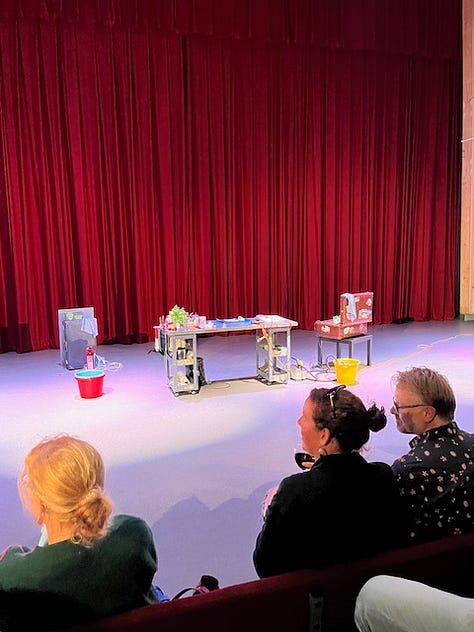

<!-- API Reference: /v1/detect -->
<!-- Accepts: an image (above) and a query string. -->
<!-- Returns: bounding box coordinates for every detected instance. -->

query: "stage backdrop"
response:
[0,0,461,352]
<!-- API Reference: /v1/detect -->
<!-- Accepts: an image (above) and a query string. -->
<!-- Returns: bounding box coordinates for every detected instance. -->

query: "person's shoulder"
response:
[276,470,319,498]
[342,453,392,474]
[391,443,419,469]
[278,471,306,489]
[454,424,474,441]
[367,460,393,473]
[367,460,398,482]
[97,515,157,574]
[110,513,151,529]
[391,455,406,472]
[108,514,154,541]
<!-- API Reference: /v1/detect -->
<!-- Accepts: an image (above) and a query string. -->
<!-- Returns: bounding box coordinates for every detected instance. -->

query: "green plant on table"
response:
[168,305,188,326]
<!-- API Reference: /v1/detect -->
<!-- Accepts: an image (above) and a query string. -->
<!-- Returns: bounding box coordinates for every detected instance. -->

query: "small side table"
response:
[316,334,373,366]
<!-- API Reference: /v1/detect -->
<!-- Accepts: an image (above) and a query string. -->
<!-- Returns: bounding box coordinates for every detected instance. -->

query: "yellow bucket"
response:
[334,358,360,385]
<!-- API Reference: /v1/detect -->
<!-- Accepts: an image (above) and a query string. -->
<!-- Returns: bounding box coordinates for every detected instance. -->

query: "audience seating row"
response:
[64,531,474,632]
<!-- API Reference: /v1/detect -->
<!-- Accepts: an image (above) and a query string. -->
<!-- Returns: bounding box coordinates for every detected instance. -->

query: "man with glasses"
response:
[391,367,474,543]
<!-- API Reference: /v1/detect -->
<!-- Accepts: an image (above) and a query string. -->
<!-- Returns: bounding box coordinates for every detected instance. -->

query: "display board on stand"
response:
[58,307,98,370]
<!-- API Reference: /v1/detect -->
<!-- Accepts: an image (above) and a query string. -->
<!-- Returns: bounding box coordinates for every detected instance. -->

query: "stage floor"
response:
[1,319,473,594]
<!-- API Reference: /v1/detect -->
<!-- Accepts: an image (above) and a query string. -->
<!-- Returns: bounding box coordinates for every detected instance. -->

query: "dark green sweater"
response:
[0,514,158,628]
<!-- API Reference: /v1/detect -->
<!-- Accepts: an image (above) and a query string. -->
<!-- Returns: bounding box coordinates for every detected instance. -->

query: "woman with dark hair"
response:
[253,386,406,577]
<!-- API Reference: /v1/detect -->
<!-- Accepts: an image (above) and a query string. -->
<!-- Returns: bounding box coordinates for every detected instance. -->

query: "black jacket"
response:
[253,452,406,577]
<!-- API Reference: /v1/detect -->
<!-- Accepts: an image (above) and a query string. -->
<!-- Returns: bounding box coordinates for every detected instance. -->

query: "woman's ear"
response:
[319,427,332,447]
[27,490,46,525]
[34,503,47,526]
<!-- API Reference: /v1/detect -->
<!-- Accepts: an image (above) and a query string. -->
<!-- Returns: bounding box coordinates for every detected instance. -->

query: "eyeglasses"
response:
[392,401,427,414]
[325,384,346,418]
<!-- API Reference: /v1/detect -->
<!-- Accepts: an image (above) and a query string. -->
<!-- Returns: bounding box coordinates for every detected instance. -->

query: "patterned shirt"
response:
[392,421,474,543]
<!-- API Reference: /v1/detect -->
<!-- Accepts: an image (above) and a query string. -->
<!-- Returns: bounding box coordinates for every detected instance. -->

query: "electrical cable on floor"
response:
[290,355,337,382]
[206,382,231,390]
[94,354,123,371]
[309,353,337,381]
[104,361,123,370]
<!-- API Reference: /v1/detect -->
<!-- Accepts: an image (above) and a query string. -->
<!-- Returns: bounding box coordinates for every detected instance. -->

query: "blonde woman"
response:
[0,435,159,628]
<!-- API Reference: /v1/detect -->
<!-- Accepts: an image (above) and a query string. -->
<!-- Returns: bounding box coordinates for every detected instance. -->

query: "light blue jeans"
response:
[355,575,474,632]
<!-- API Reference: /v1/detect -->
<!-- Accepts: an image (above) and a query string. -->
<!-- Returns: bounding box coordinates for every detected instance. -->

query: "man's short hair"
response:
[392,367,456,421]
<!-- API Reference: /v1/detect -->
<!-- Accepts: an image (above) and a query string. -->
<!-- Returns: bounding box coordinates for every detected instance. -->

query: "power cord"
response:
[94,353,123,371]
[290,355,337,382]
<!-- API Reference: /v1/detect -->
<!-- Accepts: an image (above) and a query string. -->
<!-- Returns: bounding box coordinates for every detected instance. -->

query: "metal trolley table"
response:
[157,316,298,396]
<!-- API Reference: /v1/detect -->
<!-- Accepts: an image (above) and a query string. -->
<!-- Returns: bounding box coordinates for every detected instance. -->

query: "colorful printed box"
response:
[340,292,373,325]
[314,320,368,340]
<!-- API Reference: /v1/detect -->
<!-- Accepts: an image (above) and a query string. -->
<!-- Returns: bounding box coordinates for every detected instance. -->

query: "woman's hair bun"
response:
[366,404,387,433]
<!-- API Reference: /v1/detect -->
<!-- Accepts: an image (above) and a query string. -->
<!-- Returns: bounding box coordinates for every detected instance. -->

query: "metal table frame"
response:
[159,318,297,395]
[316,334,372,366]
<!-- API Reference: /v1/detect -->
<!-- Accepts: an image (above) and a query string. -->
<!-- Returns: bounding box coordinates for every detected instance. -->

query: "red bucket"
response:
[75,370,105,399]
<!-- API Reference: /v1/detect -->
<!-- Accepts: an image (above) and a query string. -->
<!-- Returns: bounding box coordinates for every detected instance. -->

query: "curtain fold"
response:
[0,0,461,352]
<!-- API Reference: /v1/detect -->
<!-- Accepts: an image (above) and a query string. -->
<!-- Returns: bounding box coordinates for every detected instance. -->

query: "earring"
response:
[318,447,328,458]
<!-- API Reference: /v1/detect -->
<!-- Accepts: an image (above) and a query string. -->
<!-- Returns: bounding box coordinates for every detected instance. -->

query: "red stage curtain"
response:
[0,0,461,352]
